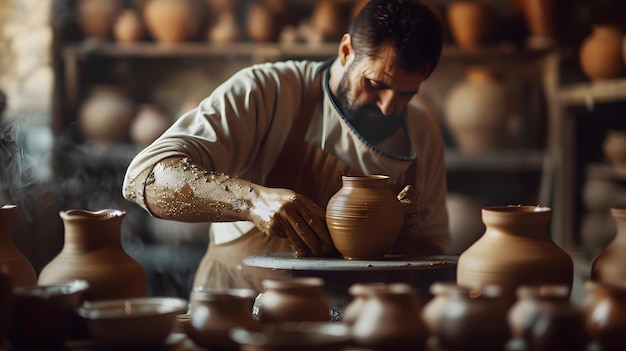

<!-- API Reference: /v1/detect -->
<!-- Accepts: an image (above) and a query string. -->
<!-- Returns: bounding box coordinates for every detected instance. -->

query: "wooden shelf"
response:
[559,78,626,107]
[445,149,545,172]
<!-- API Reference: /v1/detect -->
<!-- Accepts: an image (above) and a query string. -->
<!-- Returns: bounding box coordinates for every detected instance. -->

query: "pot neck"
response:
[60,210,125,252]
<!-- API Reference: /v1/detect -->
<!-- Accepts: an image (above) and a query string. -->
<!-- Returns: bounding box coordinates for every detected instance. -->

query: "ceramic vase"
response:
[326,175,403,259]
[444,66,511,153]
[591,208,626,288]
[603,130,626,172]
[581,280,626,351]
[78,85,135,145]
[186,288,260,350]
[75,0,123,39]
[349,283,428,351]
[435,284,510,351]
[446,0,497,49]
[579,24,625,81]
[113,8,146,43]
[456,205,573,307]
[522,0,560,48]
[508,284,586,351]
[38,209,148,302]
[0,204,37,287]
[130,104,171,147]
[143,0,201,43]
[256,277,330,323]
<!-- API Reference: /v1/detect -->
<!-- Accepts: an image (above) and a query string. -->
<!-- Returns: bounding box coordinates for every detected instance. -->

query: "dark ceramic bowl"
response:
[230,321,353,351]
[9,279,89,349]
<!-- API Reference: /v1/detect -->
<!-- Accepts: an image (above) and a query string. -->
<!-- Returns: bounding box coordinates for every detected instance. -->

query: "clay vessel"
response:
[435,284,510,351]
[350,283,428,351]
[456,205,573,307]
[591,207,626,288]
[309,0,348,43]
[143,0,201,43]
[130,104,171,147]
[0,204,37,287]
[579,25,625,81]
[522,0,560,48]
[256,277,330,323]
[508,284,586,351]
[38,209,148,301]
[603,130,626,172]
[207,10,243,43]
[444,66,511,153]
[446,0,497,49]
[246,2,281,42]
[326,175,403,259]
[113,8,146,43]
[186,288,260,350]
[78,85,135,145]
[75,0,123,39]
[341,282,387,325]
[421,281,457,342]
[581,280,626,351]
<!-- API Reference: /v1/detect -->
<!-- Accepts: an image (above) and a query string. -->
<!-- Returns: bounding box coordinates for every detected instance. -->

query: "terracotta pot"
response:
[581,280,626,351]
[456,206,574,307]
[446,0,497,48]
[143,0,202,43]
[75,0,123,39]
[326,175,403,259]
[186,288,260,350]
[113,8,146,43]
[130,104,171,147]
[603,130,626,172]
[78,85,135,145]
[341,282,387,325]
[256,277,330,323]
[0,204,37,288]
[579,24,625,81]
[511,284,586,351]
[207,10,243,43]
[350,283,428,351]
[309,0,348,43]
[38,209,148,302]
[591,208,626,288]
[246,2,281,42]
[435,284,510,351]
[522,0,560,48]
[444,66,511,153]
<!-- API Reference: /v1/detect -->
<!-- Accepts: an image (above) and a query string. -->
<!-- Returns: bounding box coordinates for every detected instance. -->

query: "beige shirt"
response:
[122,60,450,251]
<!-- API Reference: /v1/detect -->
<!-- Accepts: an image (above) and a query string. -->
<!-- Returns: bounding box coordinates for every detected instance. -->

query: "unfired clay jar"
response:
[187,288,260,350]
[444,66,511,153]
[75,0,123,39]
[38,209,148,302]
[142,0,201,43]
[581,280,626,351]
[113,8,146,43]
[256,277,330,323]
[326,175,403,259]
[456,206,573,307]
[130,104,171,147]
[0,204,37,287]
[579,25,625,81]
[78,85,135,145]
[591,207,626,288]
[603,130,626,172]
[446,0,497,48]
[435,284,510,351]
[350,283,428,351]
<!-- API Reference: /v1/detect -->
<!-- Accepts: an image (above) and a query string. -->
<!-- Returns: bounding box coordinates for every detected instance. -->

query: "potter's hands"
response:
[248,187,338,257]
[392,185,420,254]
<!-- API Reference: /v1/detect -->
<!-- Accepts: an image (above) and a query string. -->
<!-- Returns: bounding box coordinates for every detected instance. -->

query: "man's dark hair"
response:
[348,0,443,78]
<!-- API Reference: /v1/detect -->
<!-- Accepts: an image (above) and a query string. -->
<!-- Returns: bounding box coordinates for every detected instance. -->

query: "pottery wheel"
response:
[242,253,458,271]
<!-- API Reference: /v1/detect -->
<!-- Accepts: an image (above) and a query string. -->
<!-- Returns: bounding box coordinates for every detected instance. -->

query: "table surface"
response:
[241,253,459,271]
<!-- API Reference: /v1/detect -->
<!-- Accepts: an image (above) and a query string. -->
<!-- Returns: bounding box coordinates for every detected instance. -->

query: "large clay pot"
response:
[143,0,201,43]
[456,205,573,307]
[581,280,626,351]
[186,288,260,350]
[256,277,330,323]
[113,8,146,43]
[435,284,510,351]
[75,0,123,39]
[326,175,403,259]
[0,204,37,287]
[603,130,626,172]
[38,209,148,302]
[591,207,626,288]
[349,283,428,351]
[446,0,498,48]
[78,85,135,145]
[508,284,587,351]
[444,66,511,153]
[579,24,625,81]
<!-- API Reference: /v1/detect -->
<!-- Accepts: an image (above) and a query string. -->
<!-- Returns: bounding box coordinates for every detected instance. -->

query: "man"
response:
[122,0,450,292]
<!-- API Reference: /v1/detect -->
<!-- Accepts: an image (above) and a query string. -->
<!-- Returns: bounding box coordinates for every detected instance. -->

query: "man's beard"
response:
[336,71,405,145]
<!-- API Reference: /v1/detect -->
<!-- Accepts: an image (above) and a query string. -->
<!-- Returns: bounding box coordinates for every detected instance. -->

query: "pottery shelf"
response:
[558,78,626,107]
[444,148,544,172]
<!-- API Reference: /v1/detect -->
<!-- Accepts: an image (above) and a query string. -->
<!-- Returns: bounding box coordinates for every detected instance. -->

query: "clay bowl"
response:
[230,321,353,351]
[77,296,188,349]
[9,280,90,349]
